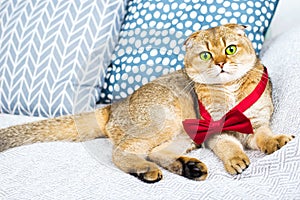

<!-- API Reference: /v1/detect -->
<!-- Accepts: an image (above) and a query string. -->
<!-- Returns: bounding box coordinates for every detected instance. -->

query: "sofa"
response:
[1,0,300,199]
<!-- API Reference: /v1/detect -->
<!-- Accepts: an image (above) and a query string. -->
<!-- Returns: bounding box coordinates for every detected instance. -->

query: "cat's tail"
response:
[0,105,111,152]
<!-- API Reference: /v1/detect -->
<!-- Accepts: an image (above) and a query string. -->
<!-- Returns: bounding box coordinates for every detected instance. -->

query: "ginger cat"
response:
[0,24,294,183]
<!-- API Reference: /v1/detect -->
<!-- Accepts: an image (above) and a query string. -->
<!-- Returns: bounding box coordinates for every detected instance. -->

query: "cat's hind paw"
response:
[129,164,163,183]
[176,156,208,181]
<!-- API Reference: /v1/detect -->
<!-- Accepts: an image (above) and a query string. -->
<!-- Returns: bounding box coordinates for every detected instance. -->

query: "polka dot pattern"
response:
[101,0,279,103]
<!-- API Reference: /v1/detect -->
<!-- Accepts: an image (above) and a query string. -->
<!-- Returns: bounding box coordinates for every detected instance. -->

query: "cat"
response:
[0,24,294,183]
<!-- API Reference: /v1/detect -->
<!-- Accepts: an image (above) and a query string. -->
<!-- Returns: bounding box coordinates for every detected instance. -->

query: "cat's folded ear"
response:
[184,37,193,49]
[184,31,199,49]
[224,23,247,36]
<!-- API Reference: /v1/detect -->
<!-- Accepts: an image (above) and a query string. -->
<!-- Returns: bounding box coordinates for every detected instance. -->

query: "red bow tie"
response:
[183,67,269,145]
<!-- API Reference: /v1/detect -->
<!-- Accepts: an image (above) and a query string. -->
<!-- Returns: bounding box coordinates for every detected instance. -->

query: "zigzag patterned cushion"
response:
[0,0,126,117]
[100,0,279,103]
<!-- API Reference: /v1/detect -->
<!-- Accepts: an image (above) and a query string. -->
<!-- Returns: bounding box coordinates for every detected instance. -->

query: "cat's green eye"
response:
[225,45,237,55]
[199,51,212,61]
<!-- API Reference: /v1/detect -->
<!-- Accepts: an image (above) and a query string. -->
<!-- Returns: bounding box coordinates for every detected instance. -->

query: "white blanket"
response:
[1,28,300,199]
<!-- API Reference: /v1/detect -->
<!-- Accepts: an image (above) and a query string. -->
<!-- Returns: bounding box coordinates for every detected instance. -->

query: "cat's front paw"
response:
[176,156,208,181]
[224,153,250,175]
[258,134,295,155]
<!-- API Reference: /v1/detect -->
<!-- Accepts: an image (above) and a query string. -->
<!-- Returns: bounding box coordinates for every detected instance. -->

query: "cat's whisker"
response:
[180,80,195,95]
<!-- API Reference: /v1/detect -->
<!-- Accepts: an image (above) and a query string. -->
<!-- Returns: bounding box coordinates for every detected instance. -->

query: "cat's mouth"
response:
[218,69,230,75]
[215,65,230,75]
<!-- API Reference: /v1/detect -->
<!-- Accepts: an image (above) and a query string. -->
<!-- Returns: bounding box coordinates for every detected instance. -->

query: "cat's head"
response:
[184,24,257,84]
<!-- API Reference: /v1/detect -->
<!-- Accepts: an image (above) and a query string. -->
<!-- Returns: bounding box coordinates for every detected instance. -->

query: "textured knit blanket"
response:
[1,28,300,199]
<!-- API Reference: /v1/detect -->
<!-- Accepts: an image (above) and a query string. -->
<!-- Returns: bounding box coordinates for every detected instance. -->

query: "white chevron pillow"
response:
[0,0,126,117]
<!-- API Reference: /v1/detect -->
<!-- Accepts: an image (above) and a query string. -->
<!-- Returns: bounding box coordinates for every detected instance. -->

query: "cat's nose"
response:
[216,62,224,68]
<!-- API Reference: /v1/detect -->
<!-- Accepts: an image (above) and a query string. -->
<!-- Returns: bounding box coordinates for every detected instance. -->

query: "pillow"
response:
[100,0,279,103]
[0,0,126,117]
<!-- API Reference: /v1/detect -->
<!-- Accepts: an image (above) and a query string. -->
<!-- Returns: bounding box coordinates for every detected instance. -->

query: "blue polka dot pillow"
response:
[100,0,279,103]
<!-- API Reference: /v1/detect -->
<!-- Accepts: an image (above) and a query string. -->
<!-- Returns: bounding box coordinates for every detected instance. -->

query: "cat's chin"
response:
[193,70,250,85]
[215,72,245,84]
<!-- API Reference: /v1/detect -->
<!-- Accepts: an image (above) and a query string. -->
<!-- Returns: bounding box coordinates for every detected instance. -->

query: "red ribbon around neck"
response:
[182,67,269,145]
